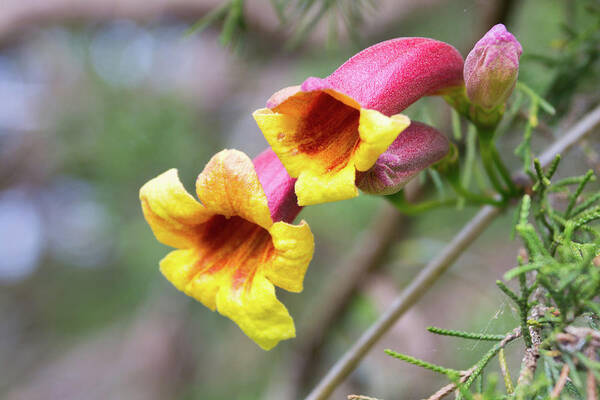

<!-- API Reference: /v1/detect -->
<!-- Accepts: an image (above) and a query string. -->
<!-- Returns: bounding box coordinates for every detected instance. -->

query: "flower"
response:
[253,37,464,205]
[356,122,450,195]
[139,149,314,350]
[464,24,523,110]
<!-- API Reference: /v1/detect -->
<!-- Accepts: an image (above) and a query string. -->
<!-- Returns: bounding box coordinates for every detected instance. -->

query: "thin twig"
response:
[306,205,501,400]
[426,369,475,400]
[426,382,458,400]
[426,327,521,400]
[515,303,543,394]
[550,363,570,399]
[538,105,600,167]
[588,370,597,400]
[305,104,600,400]
[499,348,515,394]
[586,347,597,400]
[292,203,403,396]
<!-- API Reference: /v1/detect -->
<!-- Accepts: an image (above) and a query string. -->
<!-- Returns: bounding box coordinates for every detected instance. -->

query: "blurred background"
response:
[0,0,599,399]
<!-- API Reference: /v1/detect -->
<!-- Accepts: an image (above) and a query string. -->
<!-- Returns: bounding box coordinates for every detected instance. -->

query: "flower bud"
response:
[356,122,449,195]
[464,24,522,110]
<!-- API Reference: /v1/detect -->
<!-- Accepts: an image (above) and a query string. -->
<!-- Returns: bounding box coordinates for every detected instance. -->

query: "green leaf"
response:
[384,349,458,375]
[185,2,232,37]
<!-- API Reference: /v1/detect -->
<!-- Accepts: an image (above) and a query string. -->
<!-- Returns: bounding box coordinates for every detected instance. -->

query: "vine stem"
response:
[449,180,504,206]
[490,144,518,195]
[479,137,510,196]
[305,103,600,400]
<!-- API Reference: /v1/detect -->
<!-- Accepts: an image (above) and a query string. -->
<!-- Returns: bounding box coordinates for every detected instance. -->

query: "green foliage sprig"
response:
[426,326,507,341]
[381,124,600,400]
[185,0,373,48]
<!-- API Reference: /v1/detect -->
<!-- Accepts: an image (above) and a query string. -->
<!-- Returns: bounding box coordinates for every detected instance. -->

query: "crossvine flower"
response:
[253,37,464,205]
[139,149,314,350]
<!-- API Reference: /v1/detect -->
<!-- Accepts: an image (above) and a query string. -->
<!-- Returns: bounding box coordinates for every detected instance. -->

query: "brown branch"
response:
[586,347,597,400]
[550,363,570,399]
[426,370,473,400]
[515,304,543,394]
[553,328,600,400]
[289,202,404,398]
[578,139,600,172]
[426,382,456,400]
[499,348,515,394]
[0,0,281,45]
[0,0,452,48]
[5,294,195,400]
[479,0,519,38]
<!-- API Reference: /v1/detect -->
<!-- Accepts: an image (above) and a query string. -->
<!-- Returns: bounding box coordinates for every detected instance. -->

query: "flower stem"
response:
[449,180,504,206]
[385,191,457,215]
[478,130,511,197]
[499,348,515,394]
[491,144,519,195]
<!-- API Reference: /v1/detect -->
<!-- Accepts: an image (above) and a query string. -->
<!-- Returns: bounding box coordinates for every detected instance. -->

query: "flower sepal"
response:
[356,122,450,195]
[443,86,504,132]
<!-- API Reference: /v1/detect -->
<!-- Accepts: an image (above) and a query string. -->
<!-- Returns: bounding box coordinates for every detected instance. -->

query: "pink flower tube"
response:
[253,38,464,205]
[253,148,302,223]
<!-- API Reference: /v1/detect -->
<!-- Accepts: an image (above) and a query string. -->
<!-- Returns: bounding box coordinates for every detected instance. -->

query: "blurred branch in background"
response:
[185,0,519,49]
[479,0,518,36]
[0,0,223,43]
[185,0,521,49]
[5,296,196,400]
[0,0,459,48]
[265,202,405,399]
[291,202,403,396]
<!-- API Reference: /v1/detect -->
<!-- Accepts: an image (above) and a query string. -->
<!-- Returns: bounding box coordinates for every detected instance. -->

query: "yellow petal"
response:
[196,149,273,230]
[216,273,296,350]
[254,94,361,206]
[160,248,199,293]
[140,169,212,248]
[185,265,231,311]
[265,220,314,293]
[252,108,308,178]
[159,248,225,310]
[254,89,409,205]
[295,163,358,206]
[184,215,272,310]
[253,91,362,180]
[158,215,312,350]
[354,111,411,172]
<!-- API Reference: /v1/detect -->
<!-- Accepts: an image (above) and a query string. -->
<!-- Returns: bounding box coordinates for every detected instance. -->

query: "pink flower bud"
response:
[464,24,523,110]
[356,122,449,195]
